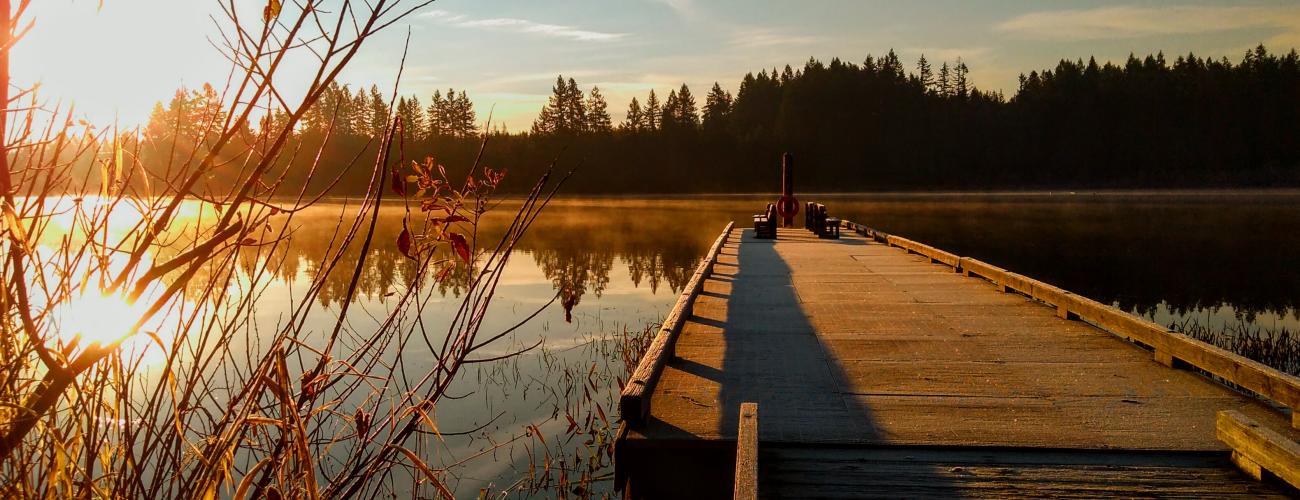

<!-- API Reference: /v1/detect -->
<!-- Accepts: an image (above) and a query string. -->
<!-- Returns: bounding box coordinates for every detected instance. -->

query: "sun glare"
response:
[55,290,143,348]
[51,284,175,370]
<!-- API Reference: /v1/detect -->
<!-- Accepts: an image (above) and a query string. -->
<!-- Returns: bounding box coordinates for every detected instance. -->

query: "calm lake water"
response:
[98,192,1300,496]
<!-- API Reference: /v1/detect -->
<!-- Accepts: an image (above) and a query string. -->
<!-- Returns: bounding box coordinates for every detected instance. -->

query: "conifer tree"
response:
[585,86,612,133]
[660,89,679,129]
[623,97,645,132]
[644,89,661,131]
[917,55,934,94]
[938,62,952,98]
[368,85,390,137]
[532,75,585,135]
[954,59,969,99]
[426,90,446,138]
[672,83,699,127]
[702,82,732,132]
[449,90,476,137]
[351,88,371,136]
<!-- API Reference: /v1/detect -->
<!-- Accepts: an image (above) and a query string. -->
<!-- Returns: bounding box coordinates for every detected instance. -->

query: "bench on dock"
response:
[805,202,841,239]
[753,203,776,239]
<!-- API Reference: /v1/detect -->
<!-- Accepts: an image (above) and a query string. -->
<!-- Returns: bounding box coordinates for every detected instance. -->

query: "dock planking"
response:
[616,226,1300,498]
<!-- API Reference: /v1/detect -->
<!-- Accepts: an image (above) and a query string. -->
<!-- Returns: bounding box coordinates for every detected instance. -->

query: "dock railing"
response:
[842,220,1300,428]
[619,222,735,426]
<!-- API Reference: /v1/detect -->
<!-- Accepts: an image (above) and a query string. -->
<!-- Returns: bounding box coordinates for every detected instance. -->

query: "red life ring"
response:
[777,195,799,219]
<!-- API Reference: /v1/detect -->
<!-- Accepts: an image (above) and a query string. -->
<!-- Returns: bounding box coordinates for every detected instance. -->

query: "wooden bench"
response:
[753,203,777,239]
[806,203,841,239]
[823,216,841,239]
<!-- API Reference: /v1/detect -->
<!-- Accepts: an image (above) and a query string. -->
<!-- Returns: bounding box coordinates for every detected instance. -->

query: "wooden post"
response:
[734,402,758,500]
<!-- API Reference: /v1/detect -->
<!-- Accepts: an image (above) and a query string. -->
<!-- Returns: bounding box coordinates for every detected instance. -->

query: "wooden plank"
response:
[734,402,758,500]
[1218,409,1300,489]
[762,447,1290,498]
[619,222,733,426]
[845,219,1300,424]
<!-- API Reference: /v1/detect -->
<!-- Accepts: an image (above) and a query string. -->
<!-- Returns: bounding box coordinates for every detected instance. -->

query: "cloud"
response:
[652,0,698,19]
[994,5,1300,43]
[421,9,626,42]
[727,27,823,49]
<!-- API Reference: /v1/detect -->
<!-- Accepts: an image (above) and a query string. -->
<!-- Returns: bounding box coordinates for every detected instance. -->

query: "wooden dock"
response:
[615,223,1300,498]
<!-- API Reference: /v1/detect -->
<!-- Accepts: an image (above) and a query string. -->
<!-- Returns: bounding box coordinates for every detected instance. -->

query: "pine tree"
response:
[396,95,425,143]
[954,59,970,99]
[917,55,934,94]
[351,88,371,136]
[450,90,476,137]
[585,86,612,133]
[881,49,904,81]
[644,90,661,131]
[673,83,699,128]
[660,89,679,129]
[938,62,952,98]
[623,97,644,132]
[533,75,585,135]
[368,85,389,137]
[426,90,446,138]
[702,82,732,132]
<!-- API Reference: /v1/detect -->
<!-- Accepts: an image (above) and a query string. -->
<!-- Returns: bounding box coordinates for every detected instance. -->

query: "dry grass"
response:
[0,1,571,498]
[1171,318,1300,376]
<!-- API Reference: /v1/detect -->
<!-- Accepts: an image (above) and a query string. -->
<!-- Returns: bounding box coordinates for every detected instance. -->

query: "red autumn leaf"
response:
[443,214,469,224]
[391,170,406,196]
[397,226,414,259]
[447,232,470,263]
[239,238,258,246]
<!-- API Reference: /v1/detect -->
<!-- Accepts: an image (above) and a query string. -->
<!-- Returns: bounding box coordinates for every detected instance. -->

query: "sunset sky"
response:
[17,0,1300,131]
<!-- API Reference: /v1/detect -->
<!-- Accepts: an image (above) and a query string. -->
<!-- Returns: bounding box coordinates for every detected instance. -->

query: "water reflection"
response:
[821,191,1300,329]
[266,200,720,314]
[267,193,1300,332]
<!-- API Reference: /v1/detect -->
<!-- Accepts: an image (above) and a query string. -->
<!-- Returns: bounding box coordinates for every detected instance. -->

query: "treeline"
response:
[130,46,1300,194]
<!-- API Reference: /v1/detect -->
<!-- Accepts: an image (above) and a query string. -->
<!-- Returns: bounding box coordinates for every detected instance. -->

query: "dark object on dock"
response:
[775,153,798,227]
[805,202,841,239]
[752,203,776,239]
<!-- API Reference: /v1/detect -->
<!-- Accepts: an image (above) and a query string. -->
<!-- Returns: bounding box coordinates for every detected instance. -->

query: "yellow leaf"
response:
[263,0,281,22]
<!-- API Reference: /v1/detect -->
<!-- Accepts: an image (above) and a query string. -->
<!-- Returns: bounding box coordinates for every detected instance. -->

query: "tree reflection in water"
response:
[219,193,1300,334]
